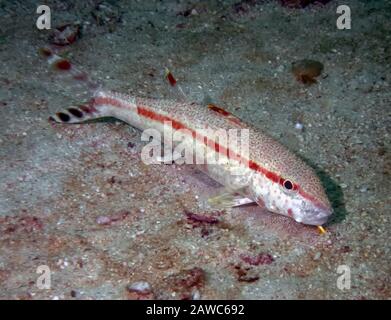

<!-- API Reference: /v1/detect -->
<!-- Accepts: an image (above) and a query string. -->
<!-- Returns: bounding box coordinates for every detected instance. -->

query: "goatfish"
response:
[41,47,332,227]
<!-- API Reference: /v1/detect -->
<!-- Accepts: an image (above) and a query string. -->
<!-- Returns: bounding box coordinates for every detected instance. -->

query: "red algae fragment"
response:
[185,210,219,224]
[240,252,275,266]
[185,212,219,224]
[183,210,227,238]
[233,264,260,283]
[160,267,205,299]
[174,267,205,289]
[0,215,43,234]
[232,252,274,283]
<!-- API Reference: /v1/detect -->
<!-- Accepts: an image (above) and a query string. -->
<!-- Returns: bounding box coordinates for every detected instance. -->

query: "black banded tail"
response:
[49,100,103,124]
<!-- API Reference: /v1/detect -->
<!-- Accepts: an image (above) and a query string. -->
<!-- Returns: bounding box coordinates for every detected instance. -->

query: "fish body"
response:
[44,48,332,226]
[51,89,332,226]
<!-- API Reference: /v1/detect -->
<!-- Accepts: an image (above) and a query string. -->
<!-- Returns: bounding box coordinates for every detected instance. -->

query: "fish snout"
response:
[295,202,333,226]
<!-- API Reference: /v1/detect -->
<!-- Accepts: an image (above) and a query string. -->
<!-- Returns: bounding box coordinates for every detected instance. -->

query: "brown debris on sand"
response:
[291,59,324,84]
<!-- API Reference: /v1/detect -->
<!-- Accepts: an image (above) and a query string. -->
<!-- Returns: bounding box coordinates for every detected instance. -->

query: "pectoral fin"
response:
[231,197,255,207]
[208,187,255,209]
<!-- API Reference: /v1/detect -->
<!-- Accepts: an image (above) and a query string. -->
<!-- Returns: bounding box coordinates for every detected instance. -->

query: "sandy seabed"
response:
[0,0,389,299]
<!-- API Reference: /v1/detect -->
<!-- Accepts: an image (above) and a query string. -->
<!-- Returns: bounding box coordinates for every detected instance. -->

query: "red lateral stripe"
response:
[249,161,282,184]
[137,105,245,163]
[94,96,133,110]
[137,105,281,179]
[93,98,324,209]
[137,106,192,133]
[299,189,327,210]
[94,97,122,109]
[136,105,327,209]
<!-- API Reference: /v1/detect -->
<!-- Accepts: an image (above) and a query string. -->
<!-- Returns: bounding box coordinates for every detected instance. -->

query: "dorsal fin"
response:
[163,67,244,127]
[207,104,244,126]
[164,67,187,101]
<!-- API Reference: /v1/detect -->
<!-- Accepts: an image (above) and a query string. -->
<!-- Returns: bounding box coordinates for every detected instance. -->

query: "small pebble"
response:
[294,122,304,131]
[96,216,111,225]
[127,281,151,294]
[192,289,201,300]
[291,59,324,84]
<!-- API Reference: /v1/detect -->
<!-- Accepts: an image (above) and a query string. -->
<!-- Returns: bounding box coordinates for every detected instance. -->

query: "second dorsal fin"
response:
[207,104,244,126]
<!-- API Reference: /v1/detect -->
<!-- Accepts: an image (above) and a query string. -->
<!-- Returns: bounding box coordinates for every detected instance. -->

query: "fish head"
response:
[249,161,332,226]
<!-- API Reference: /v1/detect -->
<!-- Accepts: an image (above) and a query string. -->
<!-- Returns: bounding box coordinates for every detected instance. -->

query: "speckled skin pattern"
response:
[51,89,332,226]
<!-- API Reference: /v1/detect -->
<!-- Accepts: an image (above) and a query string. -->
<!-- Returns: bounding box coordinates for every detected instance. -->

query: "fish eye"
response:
[283,179,293,190]
[280,178,297,192]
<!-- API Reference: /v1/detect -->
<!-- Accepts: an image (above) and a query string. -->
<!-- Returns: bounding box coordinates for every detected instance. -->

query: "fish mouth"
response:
[306,214,330,226]
[296,205,333,226]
